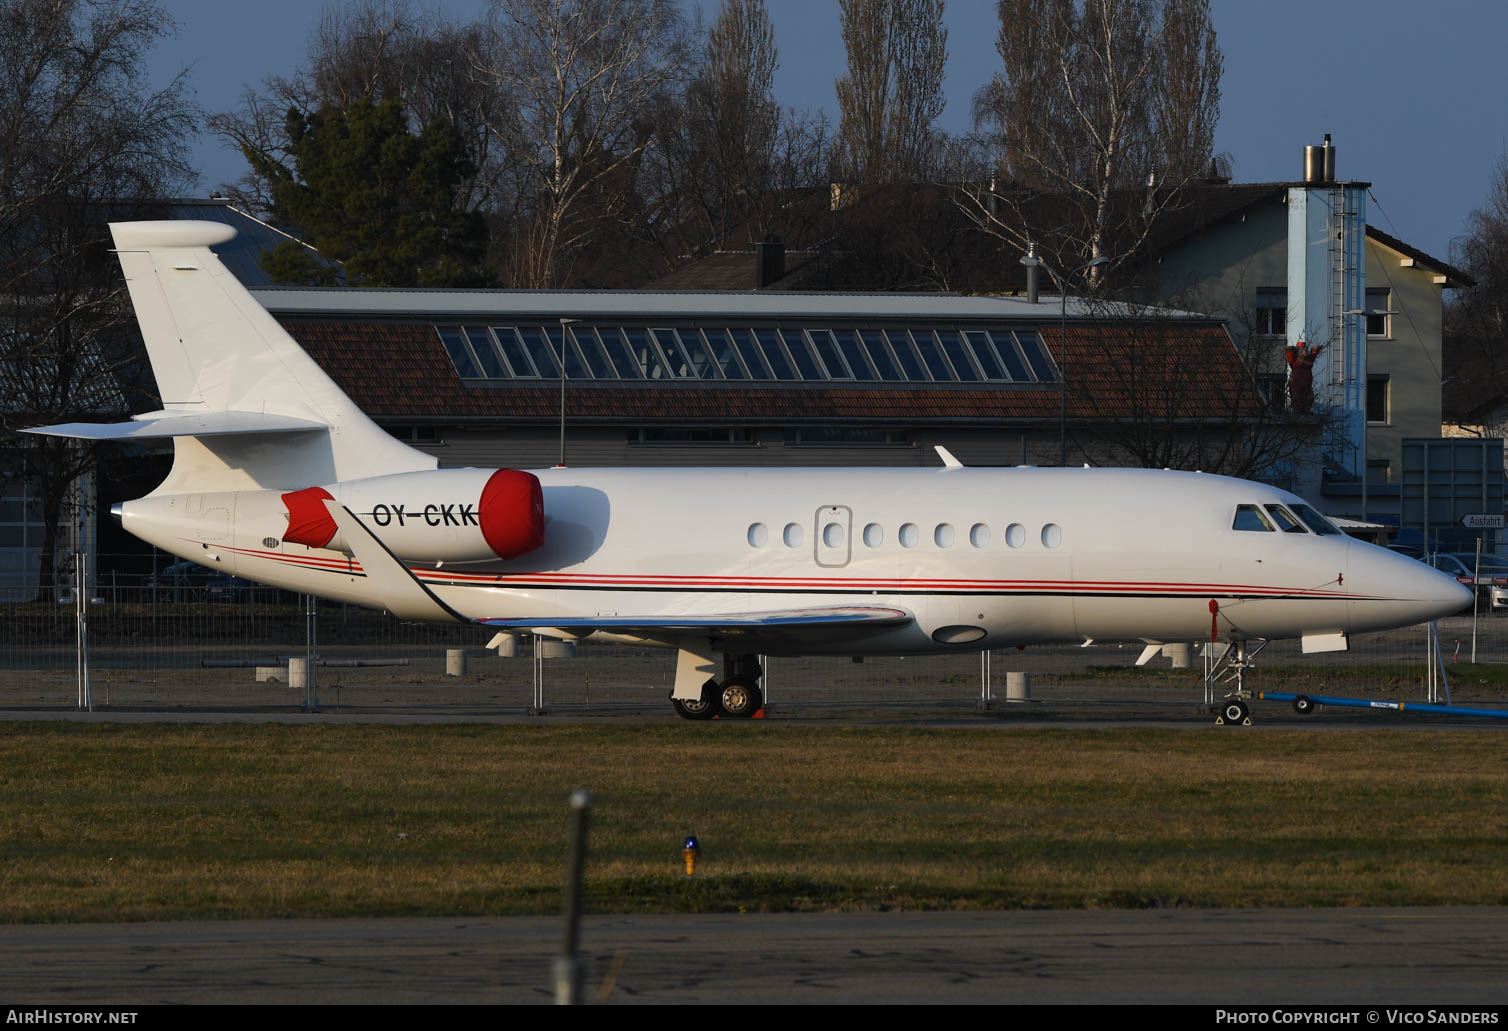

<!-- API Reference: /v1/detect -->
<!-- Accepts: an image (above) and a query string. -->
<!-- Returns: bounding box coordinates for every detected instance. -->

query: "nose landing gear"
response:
[1205,638,1267,726]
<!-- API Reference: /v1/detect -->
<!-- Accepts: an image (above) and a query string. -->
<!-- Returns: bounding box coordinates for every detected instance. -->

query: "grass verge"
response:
[1,723,1505,921]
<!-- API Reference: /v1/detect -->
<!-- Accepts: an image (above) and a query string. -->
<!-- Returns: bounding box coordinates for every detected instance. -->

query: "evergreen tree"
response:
[260,97,488,287]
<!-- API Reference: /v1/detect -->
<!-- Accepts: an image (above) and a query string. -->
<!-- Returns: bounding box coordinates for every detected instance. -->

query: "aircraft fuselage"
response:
[119,464,1465,654]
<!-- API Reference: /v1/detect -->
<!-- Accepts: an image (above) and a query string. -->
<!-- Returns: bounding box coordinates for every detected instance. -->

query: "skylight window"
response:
[433,323,1064,385]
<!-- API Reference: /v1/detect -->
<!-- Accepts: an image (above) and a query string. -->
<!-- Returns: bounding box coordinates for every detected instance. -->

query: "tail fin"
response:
[107,220,435,491]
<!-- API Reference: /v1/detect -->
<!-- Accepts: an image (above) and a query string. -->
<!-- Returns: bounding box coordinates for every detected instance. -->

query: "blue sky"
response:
[156,0,1507,264]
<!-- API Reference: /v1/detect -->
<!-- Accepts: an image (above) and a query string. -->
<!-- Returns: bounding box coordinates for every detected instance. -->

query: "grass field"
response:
[1,723,1505,922]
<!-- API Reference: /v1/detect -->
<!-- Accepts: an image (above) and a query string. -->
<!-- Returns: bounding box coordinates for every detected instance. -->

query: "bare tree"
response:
[701,0,780,194]
[962,0,1221,284]
[1066,303,1319,481]
[641,0,833,266]
[1445,155,1508,439]
[474,0,689,287]
[0,0,193,598]
[834,0,947,184]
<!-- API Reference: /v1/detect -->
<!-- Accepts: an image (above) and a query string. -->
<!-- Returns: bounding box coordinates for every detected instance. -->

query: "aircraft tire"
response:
[1220,699,1250,724]
[1292,694,1315,716]
[716,677,763,719]
[671,682,718,721]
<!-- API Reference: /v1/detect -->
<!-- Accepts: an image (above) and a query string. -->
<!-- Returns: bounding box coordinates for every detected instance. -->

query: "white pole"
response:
[1472,537,1483,663]
[558,318,577,468]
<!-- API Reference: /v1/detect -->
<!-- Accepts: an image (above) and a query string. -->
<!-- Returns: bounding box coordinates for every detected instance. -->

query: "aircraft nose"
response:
[1344,544,1473,633]
[1383,550,1473,622]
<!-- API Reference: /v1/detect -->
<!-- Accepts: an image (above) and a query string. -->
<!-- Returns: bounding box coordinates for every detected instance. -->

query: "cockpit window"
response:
[1264,504,1308,533]
[1289,503,1343,536]
[1233,504,1275,532]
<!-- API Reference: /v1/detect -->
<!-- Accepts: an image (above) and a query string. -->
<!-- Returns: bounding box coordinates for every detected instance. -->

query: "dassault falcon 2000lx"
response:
[28,221,1470,721]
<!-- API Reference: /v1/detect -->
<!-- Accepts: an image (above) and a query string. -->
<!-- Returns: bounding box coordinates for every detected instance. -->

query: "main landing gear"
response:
[671,654,764,720]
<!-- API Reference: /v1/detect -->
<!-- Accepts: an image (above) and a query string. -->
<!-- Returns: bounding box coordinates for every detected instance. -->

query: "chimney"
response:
[1303,133,1337,183]
[754,240,785,289]
[1024,241,1039,304]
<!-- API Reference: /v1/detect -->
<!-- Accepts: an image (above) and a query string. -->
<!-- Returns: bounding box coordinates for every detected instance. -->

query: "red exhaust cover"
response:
[479,469,545,559]
[281,486,337,548]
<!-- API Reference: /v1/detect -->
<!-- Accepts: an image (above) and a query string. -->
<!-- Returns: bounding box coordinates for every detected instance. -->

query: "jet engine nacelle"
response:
[283,468,544,564]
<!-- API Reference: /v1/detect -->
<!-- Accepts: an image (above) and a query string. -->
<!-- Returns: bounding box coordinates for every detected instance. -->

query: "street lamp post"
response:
[557,317,577,468]
[1019,245,1107,466]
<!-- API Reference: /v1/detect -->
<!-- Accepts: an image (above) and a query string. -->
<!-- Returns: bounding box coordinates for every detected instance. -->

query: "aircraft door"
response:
[814,505,852,567]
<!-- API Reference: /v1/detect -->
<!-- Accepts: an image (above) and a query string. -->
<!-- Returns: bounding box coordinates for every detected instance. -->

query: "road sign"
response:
[1461,513,1505,528]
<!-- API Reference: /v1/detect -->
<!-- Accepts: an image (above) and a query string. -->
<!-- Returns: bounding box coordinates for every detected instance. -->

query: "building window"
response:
[434,322,1066,385]
[783,428,910,446]
[628,428,755,445]
[1366,460,1390,486]
[1254,288,1286,336]
[1256,373,1287,410]
[1366,375,1390,424]
[1365,288,1391,338]
[382,425,442,444]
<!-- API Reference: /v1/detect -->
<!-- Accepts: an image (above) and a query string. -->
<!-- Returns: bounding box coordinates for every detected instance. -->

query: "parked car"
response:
[1448,554,1508,612]
[146,560,252,601]
[1420,553,1508,613]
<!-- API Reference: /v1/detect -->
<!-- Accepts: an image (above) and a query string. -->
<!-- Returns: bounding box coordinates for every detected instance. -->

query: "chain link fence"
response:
[4,557,1508,714]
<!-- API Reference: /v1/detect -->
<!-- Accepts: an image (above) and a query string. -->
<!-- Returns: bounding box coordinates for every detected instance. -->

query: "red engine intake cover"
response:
[281,486,336,548]
[478,469,545,559]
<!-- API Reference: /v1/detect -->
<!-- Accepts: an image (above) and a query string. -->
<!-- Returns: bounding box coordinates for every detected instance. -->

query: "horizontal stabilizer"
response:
[24,411,328,440]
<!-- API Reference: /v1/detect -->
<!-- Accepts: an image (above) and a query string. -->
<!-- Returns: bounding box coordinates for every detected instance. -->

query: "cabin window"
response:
[1041,523,1062,548]
[1005,523,1025,548]
[899,523,920,548]
[1233,505,1274,532]
[969,523,990,548]
[783,523,803,547]
[934,523,955,548]
[747,523,768,547]
[823,522,845,548]
[1264,505,1308,533]
[863,523,883,547]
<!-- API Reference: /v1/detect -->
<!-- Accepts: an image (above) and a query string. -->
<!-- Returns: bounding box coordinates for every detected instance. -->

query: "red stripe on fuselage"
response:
[196,540,1370,599]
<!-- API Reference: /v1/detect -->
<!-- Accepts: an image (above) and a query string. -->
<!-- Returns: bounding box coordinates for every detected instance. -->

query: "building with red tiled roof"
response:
[249,286,1292,479]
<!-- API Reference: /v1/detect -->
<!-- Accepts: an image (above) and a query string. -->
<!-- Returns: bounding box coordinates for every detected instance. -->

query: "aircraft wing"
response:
[478,607,913,646]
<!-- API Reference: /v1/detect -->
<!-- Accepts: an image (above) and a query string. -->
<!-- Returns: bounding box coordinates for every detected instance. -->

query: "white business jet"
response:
[27,222,1470,721]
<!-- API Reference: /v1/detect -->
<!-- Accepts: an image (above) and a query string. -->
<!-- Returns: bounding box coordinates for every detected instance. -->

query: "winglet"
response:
[935,445,964,468]
[322,501,467,623]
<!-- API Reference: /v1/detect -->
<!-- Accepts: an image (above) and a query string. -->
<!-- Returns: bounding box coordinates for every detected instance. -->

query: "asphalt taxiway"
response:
[1,909,1504,1005]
